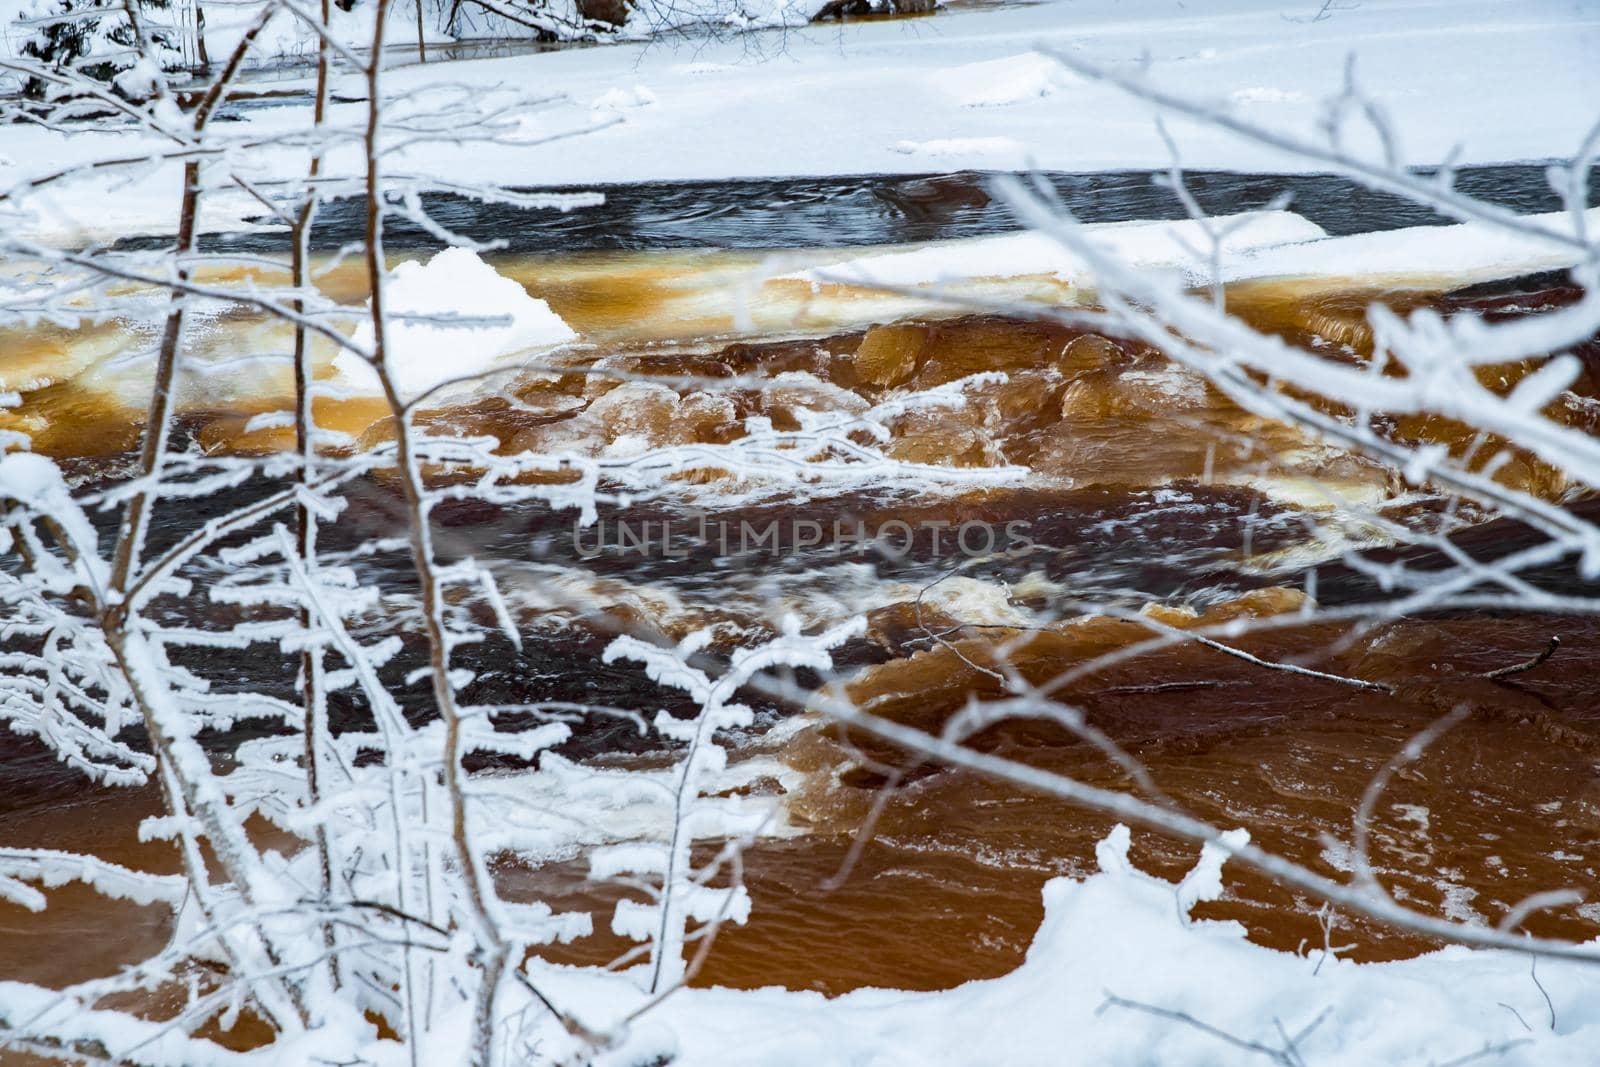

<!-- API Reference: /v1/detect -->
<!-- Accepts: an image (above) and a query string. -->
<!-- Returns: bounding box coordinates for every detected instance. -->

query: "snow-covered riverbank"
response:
[5,0,1599,244]
[522,826,1600,1067]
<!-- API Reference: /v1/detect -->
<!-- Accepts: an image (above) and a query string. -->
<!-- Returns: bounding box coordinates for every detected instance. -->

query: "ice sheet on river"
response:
[793,207,1600,293]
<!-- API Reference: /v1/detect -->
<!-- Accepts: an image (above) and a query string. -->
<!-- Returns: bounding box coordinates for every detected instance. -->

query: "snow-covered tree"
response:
[14,0,182,104]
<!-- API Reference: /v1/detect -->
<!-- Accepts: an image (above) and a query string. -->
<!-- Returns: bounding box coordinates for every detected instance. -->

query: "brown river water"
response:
[3,180,1600,1024]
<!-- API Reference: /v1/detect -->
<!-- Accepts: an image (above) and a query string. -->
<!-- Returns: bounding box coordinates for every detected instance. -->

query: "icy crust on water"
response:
[796,207,1600,293]
[514,826,1600,1067]
[8,208,1594,449]
[786,210,1329,289]
[1228,206,1600,287]
[334,247,577,402]
[12,220,1600,512]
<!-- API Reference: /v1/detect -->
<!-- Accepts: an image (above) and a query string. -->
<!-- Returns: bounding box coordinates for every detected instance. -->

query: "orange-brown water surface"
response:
[3,230,1599,1020]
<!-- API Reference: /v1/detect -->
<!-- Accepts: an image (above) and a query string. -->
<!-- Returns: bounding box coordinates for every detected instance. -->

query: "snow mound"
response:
[943,53,1074,107]
[1231,206,1600,287]
[530,824,1600,1067]
[788,211,1328,288]
[335,247,576,403]
[890,137,1029,162]
[592,85,658,111]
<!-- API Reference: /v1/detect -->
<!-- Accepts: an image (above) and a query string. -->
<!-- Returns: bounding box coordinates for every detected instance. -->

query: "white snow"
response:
[890,136,1029,163]
[1231,86,1310,105]
[0,451,102,578]
[1228,206,1600,287]
[942,52,1075,108]
[789,210,1328,288]
[5,0,1599,243]
[786,206,1600,295]
[591,84,659,111]
[528,824,1600,1067]
[334,247,576,402]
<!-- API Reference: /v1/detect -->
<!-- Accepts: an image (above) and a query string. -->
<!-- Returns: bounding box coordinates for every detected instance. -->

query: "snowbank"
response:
[5,0,1599,244]
[335,247,576,402]
[1229,206,1600,287]
[622,0,828,36]
[529,825,1600,1067]
[786,207,1600,294]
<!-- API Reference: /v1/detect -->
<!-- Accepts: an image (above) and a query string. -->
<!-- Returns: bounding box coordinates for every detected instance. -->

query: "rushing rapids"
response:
[4,179,1600,1011]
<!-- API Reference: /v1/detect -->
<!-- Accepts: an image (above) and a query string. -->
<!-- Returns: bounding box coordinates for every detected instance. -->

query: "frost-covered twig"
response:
[1098,992,1319,1065]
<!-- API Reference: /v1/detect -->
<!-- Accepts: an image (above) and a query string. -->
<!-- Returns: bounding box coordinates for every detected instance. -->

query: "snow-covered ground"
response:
[517,827,1600,1067]
[5,0,1599,243]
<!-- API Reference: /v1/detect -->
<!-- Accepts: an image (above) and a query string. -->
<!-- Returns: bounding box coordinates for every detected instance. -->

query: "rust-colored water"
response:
[11,605,1600,998]
[505,604,1600,993]
[7,253,1594,506]
[3,256,1599,1014]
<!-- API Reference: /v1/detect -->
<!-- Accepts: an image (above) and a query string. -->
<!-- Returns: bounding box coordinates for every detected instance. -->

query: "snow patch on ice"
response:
[1117,367,1209,405]
[335,247,576,403]
[1437,873,1483,925]
[942,53,1074,107]
[1231,207,1600,287]
[789,212,1327,288]
[1320,836,1355,873]
[792,206,1599,299]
